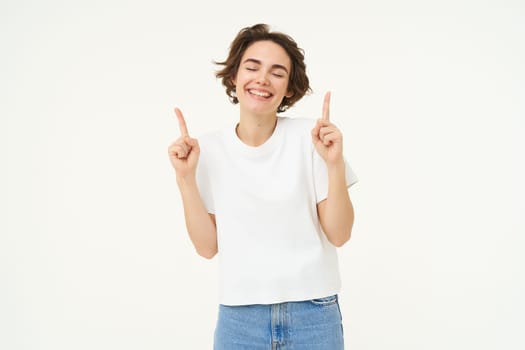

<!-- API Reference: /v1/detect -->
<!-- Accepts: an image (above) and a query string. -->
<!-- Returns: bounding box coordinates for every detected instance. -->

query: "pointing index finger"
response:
[174,107,189,137]
[322,91,331,121]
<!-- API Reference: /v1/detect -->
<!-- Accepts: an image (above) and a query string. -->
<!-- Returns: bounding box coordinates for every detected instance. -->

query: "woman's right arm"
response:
[168,108,218,259]
[176,177,218,259]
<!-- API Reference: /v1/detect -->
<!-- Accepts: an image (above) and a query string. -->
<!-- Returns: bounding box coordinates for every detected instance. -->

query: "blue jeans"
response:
[214,294,344,350]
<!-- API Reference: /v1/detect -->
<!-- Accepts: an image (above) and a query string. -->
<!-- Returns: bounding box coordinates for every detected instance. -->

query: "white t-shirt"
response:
[196,116,358,306]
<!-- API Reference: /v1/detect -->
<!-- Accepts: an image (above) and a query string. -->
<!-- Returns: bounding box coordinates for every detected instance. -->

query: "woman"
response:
[168,23,358,350]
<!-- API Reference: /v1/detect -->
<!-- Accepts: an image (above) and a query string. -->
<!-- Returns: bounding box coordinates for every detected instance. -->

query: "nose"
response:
[255,70,270,85]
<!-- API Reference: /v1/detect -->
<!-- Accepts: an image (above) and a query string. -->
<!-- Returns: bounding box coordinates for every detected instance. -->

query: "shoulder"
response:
[277,117,316,154]
[197,126,230,149]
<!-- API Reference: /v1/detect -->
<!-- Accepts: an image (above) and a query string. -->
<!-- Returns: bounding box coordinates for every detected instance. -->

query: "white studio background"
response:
[2,0,524,349]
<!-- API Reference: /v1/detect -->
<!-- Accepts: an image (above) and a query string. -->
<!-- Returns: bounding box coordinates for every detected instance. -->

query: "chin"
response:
[250,106,278,116]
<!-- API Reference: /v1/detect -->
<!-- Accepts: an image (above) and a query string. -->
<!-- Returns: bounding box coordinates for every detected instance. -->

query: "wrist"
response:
[326,157,345,173]
[176,174,197,188]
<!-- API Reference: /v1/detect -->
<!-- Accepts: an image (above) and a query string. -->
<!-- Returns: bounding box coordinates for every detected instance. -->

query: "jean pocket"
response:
[310,294,338,306]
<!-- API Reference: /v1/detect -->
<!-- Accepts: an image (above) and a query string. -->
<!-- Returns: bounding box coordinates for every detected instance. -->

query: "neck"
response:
[236,110,278,147]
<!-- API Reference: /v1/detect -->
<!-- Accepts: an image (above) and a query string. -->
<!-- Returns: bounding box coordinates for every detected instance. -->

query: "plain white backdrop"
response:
[2,0,524,349]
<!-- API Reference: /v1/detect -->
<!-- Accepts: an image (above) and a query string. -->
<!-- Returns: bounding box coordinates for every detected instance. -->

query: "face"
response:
[232,40,293,116]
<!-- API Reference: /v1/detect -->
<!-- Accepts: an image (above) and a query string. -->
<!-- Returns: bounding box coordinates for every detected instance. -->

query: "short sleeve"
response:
[313,150,358,204]
[195,152,215,214]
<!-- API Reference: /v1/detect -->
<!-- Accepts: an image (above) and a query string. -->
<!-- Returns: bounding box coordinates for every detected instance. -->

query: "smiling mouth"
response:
[248,89,272,98]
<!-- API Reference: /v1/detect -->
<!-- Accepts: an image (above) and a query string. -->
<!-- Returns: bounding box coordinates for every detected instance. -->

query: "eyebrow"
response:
[242,58,289,74]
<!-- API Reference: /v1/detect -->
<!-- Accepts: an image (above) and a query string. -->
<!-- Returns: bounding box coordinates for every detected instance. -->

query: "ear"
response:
[285,90,294,98]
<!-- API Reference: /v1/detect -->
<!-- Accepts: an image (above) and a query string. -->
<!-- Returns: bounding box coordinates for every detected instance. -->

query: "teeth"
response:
[249,90,271,97]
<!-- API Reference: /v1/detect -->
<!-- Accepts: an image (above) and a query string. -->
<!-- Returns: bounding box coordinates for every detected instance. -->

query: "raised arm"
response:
[311,93,355,247]
[168,108,218,259]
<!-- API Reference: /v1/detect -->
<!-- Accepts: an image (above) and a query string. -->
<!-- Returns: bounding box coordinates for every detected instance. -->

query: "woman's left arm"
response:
[311,92,355,247]
[316,161,355,247]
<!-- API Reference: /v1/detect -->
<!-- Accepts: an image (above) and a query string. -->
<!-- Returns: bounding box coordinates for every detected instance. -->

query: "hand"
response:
[311,92,344,166]
[168,108,200,179]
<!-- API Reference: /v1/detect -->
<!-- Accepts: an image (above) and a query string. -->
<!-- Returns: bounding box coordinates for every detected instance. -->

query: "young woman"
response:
[168,24,358,350]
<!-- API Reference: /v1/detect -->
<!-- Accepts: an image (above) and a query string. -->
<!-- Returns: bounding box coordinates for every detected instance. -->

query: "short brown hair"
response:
[215,24,311,113]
